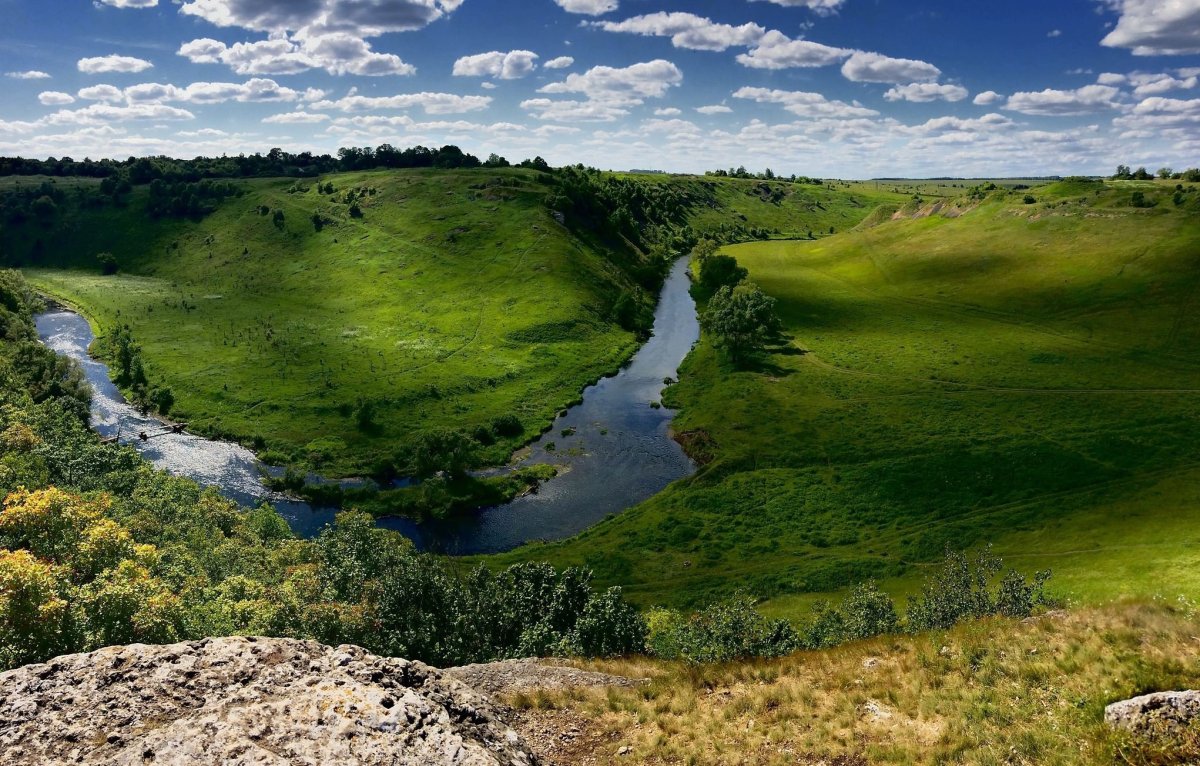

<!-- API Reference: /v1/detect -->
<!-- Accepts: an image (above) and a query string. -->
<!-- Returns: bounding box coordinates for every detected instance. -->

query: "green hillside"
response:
[493,179,1200,612]
[6,169,904,478]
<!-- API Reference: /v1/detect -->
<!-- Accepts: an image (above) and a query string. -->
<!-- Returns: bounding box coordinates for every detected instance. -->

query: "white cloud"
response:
[545,56,574,70]
[733,86,879,118]
[539,60,682,104]
[884,83,969,103]
[1101,0,1200,55]
[177,0,463,36]
[179,34,415,77]
[77,84,126,102]
[1005,84,1122,116]
[737,31,850,69]
[747,0,846,14]
[1047,29,1062,38]
[453,50,539,79]
[78,55,154,74]
[973,90,1003,105]
[521,98,628,122]
[552,0,618,15]
[45,103,195,125]
[696,104,733,114]
[1097,72,1127,85]
[591,12,765,51]
[262,111,330,123]
[96,0,158,7]
[38,91,76,106]
[311,91,493,114]
[654,107,681,116]
[6,70,51,80]
[841,51,940,83]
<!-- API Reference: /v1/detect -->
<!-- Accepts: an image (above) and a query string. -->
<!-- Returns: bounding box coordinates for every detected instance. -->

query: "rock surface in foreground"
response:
[445,658,642,698]
[1105,690,1200,733]
[0,636,536,766]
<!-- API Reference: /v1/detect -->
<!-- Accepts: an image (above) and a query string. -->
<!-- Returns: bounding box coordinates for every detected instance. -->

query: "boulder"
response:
[1105,690,1200,733]
[0,636,537,766]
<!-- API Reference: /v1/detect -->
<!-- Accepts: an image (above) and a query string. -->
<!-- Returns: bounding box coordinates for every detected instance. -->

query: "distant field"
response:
[494,179,1200,613]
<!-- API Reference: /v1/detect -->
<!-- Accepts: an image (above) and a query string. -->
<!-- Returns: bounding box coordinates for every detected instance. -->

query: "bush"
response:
[490,414,524,438]
[1023,195,1037,205]
[96,252,118,275]
[906,545,1051,632]
[804,581,899,648]
[649,594,799,663]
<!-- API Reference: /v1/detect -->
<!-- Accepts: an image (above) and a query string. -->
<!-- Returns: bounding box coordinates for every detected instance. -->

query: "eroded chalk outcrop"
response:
[0,636,537,766]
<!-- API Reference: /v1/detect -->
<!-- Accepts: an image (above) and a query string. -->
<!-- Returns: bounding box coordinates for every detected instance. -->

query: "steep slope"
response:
[13,169,650,476]
[492,180,1200,610]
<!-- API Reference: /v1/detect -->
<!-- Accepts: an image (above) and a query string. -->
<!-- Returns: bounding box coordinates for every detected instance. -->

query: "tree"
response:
[97,252,118,275]
[701,283,781,365]
[411,429,476,478]
[1158,167,1174,179]
[696,254,747,297]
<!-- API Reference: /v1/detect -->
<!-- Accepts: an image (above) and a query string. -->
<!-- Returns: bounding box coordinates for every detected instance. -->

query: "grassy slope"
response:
[516,601,1200,765]
[14,171,906,477]
[493,180,1200,612]
[19,169,649,476]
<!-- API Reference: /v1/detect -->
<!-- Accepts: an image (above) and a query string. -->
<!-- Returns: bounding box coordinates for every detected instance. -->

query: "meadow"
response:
[494,179,1200,613]
[20,169,650,477]
[513,600,1200,765]
[15,170,907,478]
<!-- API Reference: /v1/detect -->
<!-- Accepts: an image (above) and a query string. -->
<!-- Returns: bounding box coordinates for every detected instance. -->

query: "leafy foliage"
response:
[701,283,781,365]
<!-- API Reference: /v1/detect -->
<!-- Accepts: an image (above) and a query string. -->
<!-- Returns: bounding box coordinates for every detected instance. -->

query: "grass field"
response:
[20,169,653,476]
[493,179,1200,613]
[513,600,1200,765]
[13,170,907,477]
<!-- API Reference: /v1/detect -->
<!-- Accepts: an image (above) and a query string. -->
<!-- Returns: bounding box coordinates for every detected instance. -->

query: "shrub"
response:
[804,581,899,648]
[97,252,118,275]
[490,414,524,438]
[906,545,1051,632]
[649,593,799,663]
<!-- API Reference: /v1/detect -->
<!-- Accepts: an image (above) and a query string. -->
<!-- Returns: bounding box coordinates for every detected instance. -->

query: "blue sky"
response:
[1,0,1198,176]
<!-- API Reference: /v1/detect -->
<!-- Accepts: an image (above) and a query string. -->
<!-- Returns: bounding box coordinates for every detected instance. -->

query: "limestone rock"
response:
[0,636,537,766]
[444,658,641,698]
[1105,690,1200,733]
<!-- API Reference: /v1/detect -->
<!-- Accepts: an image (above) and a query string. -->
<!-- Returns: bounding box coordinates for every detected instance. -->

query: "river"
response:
[34,256,699,554]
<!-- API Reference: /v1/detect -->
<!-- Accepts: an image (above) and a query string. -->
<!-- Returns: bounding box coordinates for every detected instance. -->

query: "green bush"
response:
[648,593,799,663]
[906,545,1051,632]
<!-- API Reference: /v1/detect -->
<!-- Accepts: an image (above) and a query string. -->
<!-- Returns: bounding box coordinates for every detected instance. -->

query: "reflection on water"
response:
[34,256,699,553]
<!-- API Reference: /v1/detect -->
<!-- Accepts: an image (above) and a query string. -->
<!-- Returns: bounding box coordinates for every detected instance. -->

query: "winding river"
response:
[34,256,700,554]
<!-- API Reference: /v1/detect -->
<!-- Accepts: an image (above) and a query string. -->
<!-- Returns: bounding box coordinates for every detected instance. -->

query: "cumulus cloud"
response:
[544,56,574,70]
[453,51,539,79]
[178,34,415,77]
[1005,84,1122,115]
[973,90,1003,105]
[737,31,850,69]
[654,107,681,116]
[521,98,629,122]
[841,51,940,83]
[748,0,847,14]
[733,86,879,118]
[262,111,330,123]
[96,0,158,7]
[78,84,126,102]
[539,60,682,104]
[696,104,733,114]
[552,0,618,15]
[5,71,51,79]
[311,91,493,114]
[38,91,76,106]
[884,83,969,103]
[1101,0,1200,55]
[78,55,154,74]
[591,12,765,51]
[173,0,463,77]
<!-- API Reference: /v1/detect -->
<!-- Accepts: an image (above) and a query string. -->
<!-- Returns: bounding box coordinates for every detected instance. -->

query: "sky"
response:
[0,0,1198,177]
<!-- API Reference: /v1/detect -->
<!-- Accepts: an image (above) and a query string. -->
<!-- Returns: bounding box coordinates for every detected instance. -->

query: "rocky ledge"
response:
[0,636,537,766]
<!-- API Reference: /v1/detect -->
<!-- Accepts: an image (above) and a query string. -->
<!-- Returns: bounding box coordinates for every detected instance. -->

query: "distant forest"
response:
[0,145,546,183]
